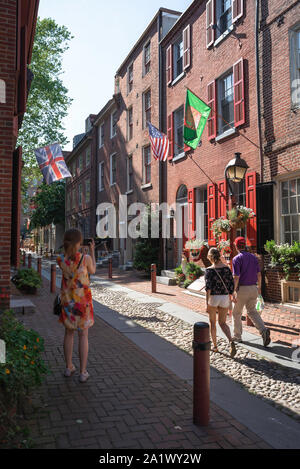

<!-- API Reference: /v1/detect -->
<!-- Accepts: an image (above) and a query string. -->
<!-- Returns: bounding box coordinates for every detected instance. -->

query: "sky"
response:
[38,0,192,151]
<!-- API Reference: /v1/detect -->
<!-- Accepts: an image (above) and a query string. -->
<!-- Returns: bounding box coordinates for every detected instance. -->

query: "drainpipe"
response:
[255,0,264,183]
[158,12,165,271]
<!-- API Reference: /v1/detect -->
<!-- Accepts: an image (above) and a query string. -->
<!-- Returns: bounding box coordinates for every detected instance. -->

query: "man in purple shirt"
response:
[232,237,271,347]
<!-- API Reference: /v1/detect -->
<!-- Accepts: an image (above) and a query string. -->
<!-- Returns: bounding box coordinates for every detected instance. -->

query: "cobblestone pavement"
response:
[96,268,300,347]
[14,279,271,449]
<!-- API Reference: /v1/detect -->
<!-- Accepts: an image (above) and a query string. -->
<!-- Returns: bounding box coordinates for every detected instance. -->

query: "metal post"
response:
[108,258,112,279]
[50,264,56,293]
[28,254,32,269]
[151,264,157,293]
[37,257,42,277]
[193,322,210,426]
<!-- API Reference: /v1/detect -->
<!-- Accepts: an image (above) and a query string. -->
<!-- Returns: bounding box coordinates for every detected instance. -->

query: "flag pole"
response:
[184,85,260,150]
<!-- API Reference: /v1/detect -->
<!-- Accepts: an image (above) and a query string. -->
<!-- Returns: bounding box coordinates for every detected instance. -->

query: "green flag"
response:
[184,89,211,150]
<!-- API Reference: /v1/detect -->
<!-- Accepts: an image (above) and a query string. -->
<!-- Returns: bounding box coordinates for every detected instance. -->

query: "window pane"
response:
[282,181,289,198]
[290,179,297,196]
[291,215,299,232]
[290,197,297,214]
[284,216,290,233]
[294,288,299,302]
[282,198,289,214]
[292,232,299,243]
[285,232,291,244]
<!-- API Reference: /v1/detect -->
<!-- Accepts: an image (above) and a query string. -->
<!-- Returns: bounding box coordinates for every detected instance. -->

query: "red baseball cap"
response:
[235,237,246,249]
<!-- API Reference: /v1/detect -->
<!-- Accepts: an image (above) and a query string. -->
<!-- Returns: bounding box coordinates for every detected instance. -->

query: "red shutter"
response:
[167,113,174,160]
[166,45,173,85]
[206,0,215,48]
[232,0,244,23]
[183,25,191,70]
[233,58,245,127]
[207,183,217,246]
[246,171,257,247]
[207,80,217,140]
[188,189,195,240]
[217,180,228,241]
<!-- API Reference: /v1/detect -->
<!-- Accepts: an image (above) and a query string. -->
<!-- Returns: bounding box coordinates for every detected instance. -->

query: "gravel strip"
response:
[91,282,300,421]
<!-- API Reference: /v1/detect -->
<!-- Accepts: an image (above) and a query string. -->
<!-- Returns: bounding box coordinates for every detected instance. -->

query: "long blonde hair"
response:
[63,229,82,260]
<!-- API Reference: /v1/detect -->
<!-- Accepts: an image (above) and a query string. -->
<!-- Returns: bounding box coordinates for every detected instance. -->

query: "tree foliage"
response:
[29,181,65,229]
[18,17,73,191]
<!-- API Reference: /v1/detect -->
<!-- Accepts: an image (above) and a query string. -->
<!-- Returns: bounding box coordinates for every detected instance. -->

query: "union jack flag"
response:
[147,122,169,162]
[34,143,72,185]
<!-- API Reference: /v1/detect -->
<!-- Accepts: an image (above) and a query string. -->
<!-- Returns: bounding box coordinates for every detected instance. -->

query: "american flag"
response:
[35,143,72,185]
[147,122,169,162]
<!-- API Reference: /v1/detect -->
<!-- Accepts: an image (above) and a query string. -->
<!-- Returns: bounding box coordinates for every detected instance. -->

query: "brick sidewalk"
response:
[98,269,300,346]
[15,278,271,449]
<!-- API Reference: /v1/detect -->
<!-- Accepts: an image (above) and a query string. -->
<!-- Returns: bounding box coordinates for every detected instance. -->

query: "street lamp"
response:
[224,152,249,266]
[225,152,249,196]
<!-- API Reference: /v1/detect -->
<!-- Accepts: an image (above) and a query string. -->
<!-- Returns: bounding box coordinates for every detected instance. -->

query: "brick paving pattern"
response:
[14,278,271,449]
[100,269,300,347]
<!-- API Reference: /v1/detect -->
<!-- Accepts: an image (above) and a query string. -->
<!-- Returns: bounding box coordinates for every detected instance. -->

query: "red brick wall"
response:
[0,0,17,309]
[161,1,260,268]
[259,1,300,182]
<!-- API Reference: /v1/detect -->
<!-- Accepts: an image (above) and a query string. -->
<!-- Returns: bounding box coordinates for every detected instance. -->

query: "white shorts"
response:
[208,295,230,308]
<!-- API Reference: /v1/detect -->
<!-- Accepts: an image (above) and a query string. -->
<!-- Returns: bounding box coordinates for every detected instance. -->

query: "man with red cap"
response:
[232,237,271,347]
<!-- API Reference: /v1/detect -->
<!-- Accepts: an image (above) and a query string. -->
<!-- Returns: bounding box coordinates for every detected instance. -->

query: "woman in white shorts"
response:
[205,248,236,357]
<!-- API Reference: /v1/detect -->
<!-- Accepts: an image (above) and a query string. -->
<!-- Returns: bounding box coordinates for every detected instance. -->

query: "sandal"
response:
[211,346,219,353]
[64,365,76,377]
[79,371,90,383]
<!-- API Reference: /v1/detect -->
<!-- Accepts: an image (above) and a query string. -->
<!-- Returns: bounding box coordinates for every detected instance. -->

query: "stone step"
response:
[10,298,36,314]
[156,276,177,286]
[160,269,176,279]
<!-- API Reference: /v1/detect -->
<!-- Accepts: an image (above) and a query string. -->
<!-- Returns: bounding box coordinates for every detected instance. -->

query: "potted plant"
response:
[174,265,186,286]
[227,205,255,230]
[264,240,300,280]
[185,240,209,262]
[211,218,231,244]
[11,268,42,294]
[218,239,231,262]
[184,262,204,288]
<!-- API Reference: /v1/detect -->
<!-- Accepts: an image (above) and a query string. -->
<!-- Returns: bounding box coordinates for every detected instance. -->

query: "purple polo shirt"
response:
[232,251,260,286]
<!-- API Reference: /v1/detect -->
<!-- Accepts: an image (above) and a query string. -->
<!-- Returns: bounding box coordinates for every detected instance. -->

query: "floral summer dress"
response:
[56,252,94,331]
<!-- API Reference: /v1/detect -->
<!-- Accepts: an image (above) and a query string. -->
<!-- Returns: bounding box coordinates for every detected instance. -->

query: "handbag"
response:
[53,254,84,316]
[213,268,233,311]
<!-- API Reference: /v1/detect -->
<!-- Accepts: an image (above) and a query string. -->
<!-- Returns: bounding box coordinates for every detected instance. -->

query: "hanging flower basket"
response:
[227,206,255,230]
[229,219,246,230]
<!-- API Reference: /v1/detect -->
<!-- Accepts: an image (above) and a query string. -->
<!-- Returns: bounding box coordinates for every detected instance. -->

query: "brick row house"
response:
[0,0,39,310]
[65,0,300,304]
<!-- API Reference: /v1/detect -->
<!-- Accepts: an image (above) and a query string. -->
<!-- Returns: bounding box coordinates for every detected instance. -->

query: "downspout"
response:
[158,12,165,271]
[255,0,264,183]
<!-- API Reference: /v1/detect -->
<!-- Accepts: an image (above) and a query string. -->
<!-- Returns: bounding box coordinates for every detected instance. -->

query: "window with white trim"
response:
[290,25,300,107]
[217,70,234,134]
[110,153,117,186]
[127,107,133,141]
[143,146,151,184]
[86,147,91,167]
[143,89,151,129]
[99,161,104,192]
[144,41,151,75]
[111,111,118,138]
[173,36,183,79]
[174,106,184,157]
[216,0,233,38]
[281,178,300,244]
[127,63,133,93]
[126,155,133,192]
[99,123,104,148]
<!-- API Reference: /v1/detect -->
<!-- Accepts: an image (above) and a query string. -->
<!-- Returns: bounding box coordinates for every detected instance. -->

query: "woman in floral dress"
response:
[57,229,96,383]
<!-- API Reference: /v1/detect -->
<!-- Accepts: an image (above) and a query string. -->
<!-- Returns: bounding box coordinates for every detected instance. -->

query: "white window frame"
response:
[127,106,133,141]
[126,155,133,193]
[216,0,233,39]
[173,35,184,80]
[99,162,105,192]
[142,89,151,129]
[280,177,300,244]
[142,146,151,184]
[110,153,117,186]
[111,111,118,139]
[217,68,234,136]
[99,123,104,148]
[290,23,300,108]
[173,106,184,158]
[143,40,151,76]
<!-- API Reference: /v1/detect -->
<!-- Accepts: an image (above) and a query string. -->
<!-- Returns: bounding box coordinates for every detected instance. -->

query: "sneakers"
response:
[230,341,237,358]
[79,371,90,383]
[262,328,271,347]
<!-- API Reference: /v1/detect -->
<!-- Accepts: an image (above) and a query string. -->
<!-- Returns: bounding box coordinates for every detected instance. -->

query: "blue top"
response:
[232,251,260,286]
